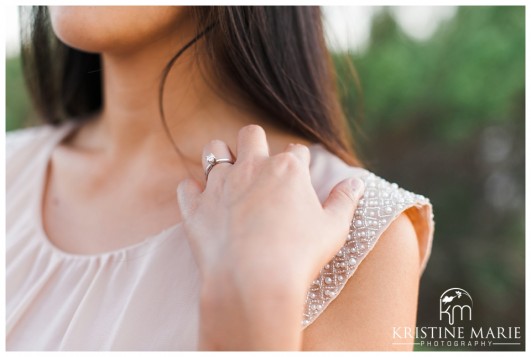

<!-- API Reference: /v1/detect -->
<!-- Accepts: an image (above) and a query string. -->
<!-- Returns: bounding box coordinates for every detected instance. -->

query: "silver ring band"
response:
[205,153,234,180]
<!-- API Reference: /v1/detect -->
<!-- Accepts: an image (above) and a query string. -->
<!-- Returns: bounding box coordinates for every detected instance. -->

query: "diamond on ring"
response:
[204,153,234,180]
[206,153,216,165]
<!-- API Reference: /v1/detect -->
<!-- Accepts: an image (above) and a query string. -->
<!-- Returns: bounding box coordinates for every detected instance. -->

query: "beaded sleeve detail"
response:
[301,172,433,328]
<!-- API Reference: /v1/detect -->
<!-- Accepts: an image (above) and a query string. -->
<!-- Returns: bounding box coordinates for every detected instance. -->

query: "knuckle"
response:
[276,152,297,165]
[291,142,307,150]
[271,152,299,173]
[286,142,297,150]
[203,140,215,152]
[334,185,354,203]
[286,143,310,162]
[295,143,310,156]
[239,124,265,138]
[209,139,225,147]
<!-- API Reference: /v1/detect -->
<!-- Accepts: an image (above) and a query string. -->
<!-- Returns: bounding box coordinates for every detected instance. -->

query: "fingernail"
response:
[349,178,364,194]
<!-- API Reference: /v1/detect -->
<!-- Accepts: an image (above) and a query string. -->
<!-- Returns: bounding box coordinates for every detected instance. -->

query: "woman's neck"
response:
[70,26,279,166]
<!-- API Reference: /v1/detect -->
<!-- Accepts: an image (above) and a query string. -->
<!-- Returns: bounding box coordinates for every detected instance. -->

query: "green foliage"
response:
[6,56,33,131]
[335,6,524,351]
[338,6,524,144]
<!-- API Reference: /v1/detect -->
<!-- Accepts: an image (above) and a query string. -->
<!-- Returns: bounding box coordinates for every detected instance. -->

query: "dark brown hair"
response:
[21,6,361,166]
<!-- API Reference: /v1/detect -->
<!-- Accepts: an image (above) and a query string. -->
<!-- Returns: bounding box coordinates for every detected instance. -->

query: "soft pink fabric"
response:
[6,124,434,350]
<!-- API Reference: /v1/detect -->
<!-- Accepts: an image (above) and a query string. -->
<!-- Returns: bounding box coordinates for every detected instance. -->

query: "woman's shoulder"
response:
[7,124,63,157]
[6,123,74,183]
[304,143,435,327]
[308,143,432,213]
[7,123,75,157]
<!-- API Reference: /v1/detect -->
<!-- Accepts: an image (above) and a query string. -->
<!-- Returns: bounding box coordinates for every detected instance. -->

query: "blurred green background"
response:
[5,6,525,351]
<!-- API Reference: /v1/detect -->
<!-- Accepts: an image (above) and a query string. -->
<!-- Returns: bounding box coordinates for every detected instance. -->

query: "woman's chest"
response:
[6,223,201,350]
[42,147,188,255]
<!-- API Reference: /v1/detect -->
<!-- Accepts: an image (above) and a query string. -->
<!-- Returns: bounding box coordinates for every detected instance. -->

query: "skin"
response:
[45,6,420,350]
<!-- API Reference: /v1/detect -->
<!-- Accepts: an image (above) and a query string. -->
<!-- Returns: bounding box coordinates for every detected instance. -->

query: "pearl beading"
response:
[301,172,431,327]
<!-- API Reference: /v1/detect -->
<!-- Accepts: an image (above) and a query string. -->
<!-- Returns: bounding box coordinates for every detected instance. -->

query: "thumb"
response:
[176,178,203,220]
[323,177,365,224]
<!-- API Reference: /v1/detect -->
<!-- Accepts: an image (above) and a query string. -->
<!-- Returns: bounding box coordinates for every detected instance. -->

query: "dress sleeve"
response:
[301,172,435,328]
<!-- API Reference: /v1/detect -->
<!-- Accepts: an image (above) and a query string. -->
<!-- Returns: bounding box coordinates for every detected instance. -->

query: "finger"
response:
[176,178,203,220]
[202,139,235,183]
[323,177,365,227]
[284,143,311,168]
[236,124,269,161]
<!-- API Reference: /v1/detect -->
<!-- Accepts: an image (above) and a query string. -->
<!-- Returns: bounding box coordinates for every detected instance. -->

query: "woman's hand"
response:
[176,125,364,350]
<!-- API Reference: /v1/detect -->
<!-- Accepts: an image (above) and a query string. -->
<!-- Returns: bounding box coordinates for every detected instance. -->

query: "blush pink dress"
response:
[6,124,434,350]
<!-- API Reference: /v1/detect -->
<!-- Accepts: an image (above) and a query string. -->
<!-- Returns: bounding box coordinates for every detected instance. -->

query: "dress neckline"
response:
[31,122,182,261]
[30,122,328,260]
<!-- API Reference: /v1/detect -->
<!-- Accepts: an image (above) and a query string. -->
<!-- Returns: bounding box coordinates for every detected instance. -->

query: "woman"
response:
[6,6,434,350]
